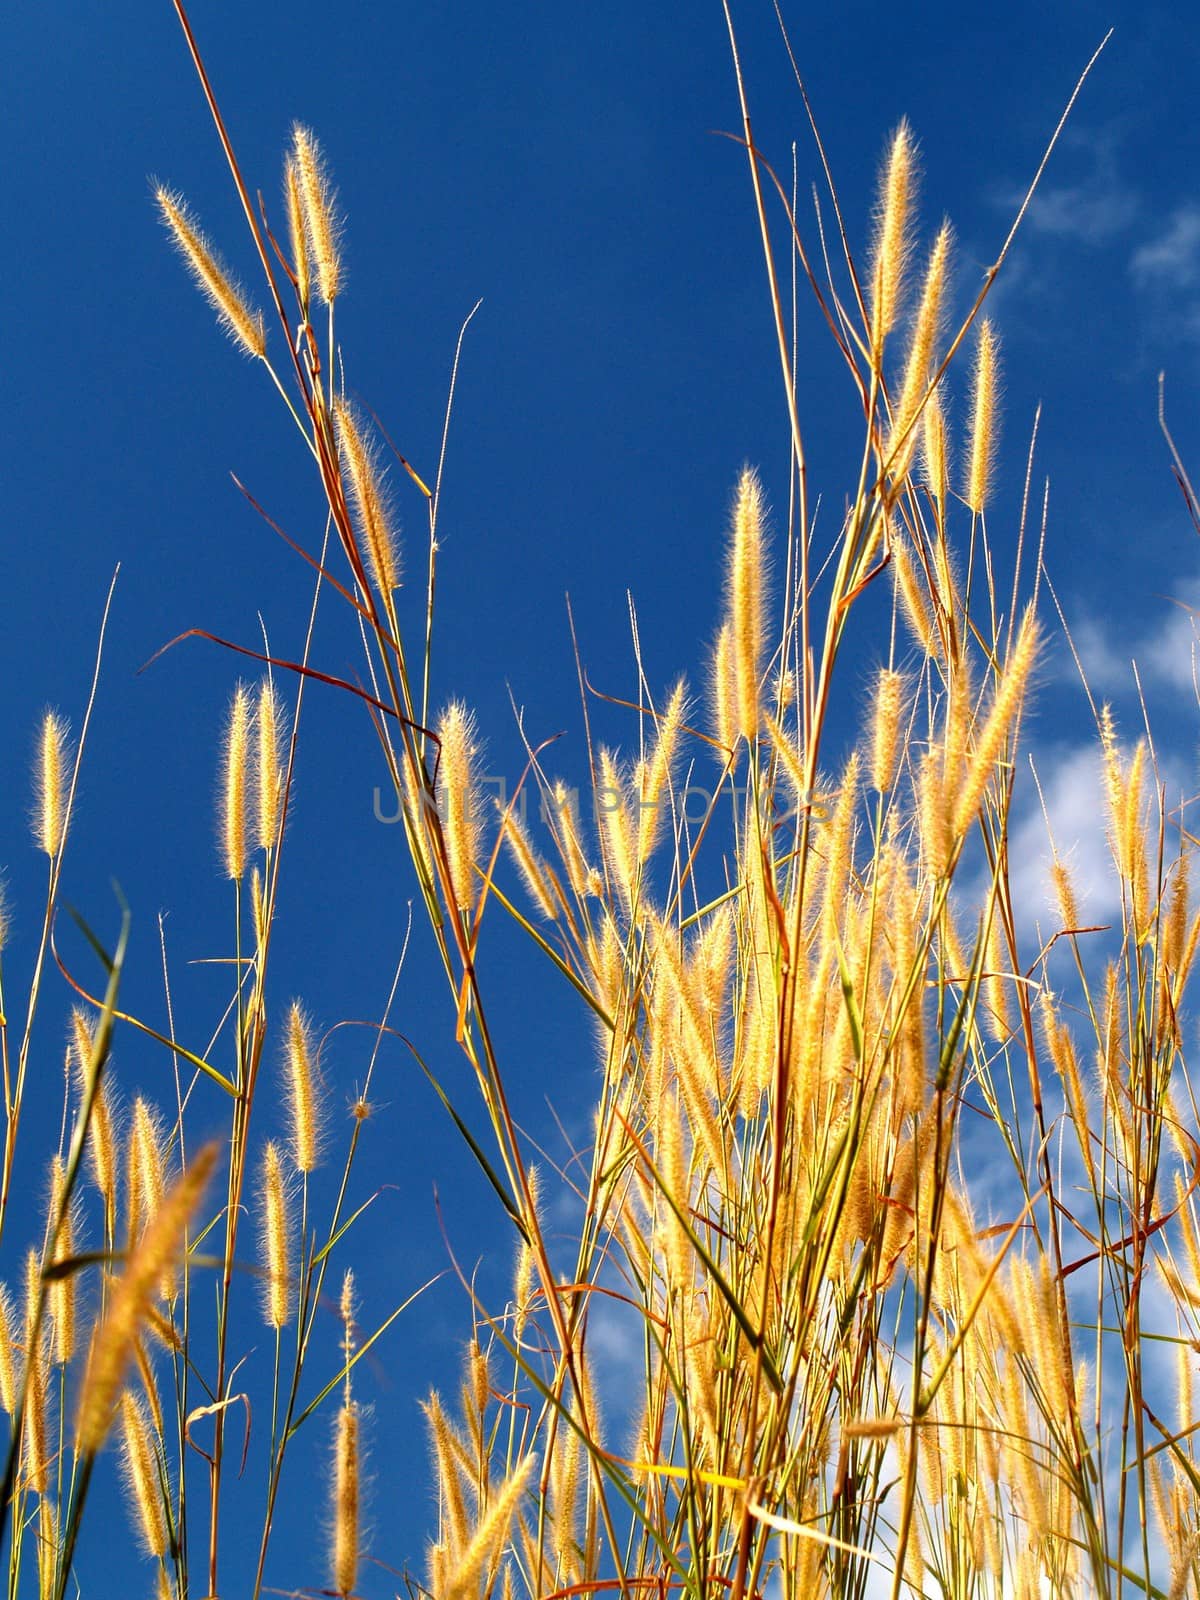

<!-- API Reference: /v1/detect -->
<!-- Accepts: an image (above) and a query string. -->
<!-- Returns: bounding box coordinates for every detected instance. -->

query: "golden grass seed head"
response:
[36,1498,58,1600]
[637,678,687,865]
[1022,1255,1073,1426]
[291,124,343,305]
[441,1451,537,1600]
[437,701,482,915]
[423,1390,471,1566]
[869,119,918,356]
[547,780,591,899]
[22,1249,50,1494]
[499,802,559,921]
[708,620,738,760]
[219,682,252,881]
[255,678,288,852]
[951,606,1040,837]
[155,186,266,359]
[284,999,322,1173]
[870,667,905,791]
[284,154,312,309]
[964,318,1000,514]
[597,748,636,914]
[819,750,860,941]
[1177,1339,1195,1438]
[467,1337,491,1425]
[726,468,768,745]
[0,1285,15,1414]
[1164,852,1191,976]
[917,747,952,878]
[76,1143,217,1456]
[69,1009,118,1222]
[132,1337,164,1440]
[340,1267,357,1372]
[922,386,950,512]
[764,710,807,808]
[891,535,936,656]
[333,397,402,600]
[259,1141,293,1330]
[512,1164,541,1343]
[47,1154,77,1367]
[1050,857,1080,932]
[33,711,72,858]
[332,1401,361,1598]
[118,1389,168,1558]
[127,1097,167,1254]
[890,222,952,472]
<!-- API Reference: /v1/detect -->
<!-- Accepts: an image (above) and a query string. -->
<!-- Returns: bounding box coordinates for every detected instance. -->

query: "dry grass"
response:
[0,5,1195,1600]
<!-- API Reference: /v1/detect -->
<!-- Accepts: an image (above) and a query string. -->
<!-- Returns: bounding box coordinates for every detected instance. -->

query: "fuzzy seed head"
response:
[890,223,951,474]
[334,398,402,600]
[437,702,481,915]
[260,1141,292,1329]
[951,607,1039,837]
[443,1451,537,1600]
[69,1010,117,1225]
[597,749,636,913]
[922,388,950,512]
[764,710,807,805]
[284,155,312,308]
[76,1143,217,1456]
[869,121,918,356]
[513,1165,541,1342]
[36,1498,58,1599]
[220,683,252,881]
[33,711,72,858]
[547,781,590,899]
[965,319,1000,514]
[726,469,768,745]
[127,1098,167,1255]
[284,1001,322,1173]
[500,803,558,921]
[637,679,687,865]
[708,621,738,760]
[332,1401,361,1597]
[292,125,343,305]
[119,1390,168,1558]
[255,678,288,852]
[871,668,905,791]
[1164,853,1191,976]
[22,1250,50,1494]
[340,1267,356,1356]
[156,186,266,359]
[0,1286,15,1414]
[47,1155,77,1367]
[1050,858,1079,932]
[891,536,936,656]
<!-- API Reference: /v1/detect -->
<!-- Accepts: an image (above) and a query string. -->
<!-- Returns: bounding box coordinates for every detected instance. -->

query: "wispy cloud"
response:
[1132,204,1200,290]
[992,128,1138,248]
[1010,742,1119,929]
[1023,175,1138,245]
[1055,594,1200,699]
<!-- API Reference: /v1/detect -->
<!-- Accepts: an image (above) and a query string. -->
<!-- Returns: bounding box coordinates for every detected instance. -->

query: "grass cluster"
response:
[1,4,1197,1598]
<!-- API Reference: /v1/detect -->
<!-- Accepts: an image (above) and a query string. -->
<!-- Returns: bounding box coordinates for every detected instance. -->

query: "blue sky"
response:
[6,0,1200,1592]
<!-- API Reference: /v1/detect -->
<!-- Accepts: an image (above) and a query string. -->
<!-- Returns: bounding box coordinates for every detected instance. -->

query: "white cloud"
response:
[1023,178,1137,245]
[1056,596,1200,699]
[1132,204,1200,289]
[1010,742,1120,929]
[993,127,1138,248]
